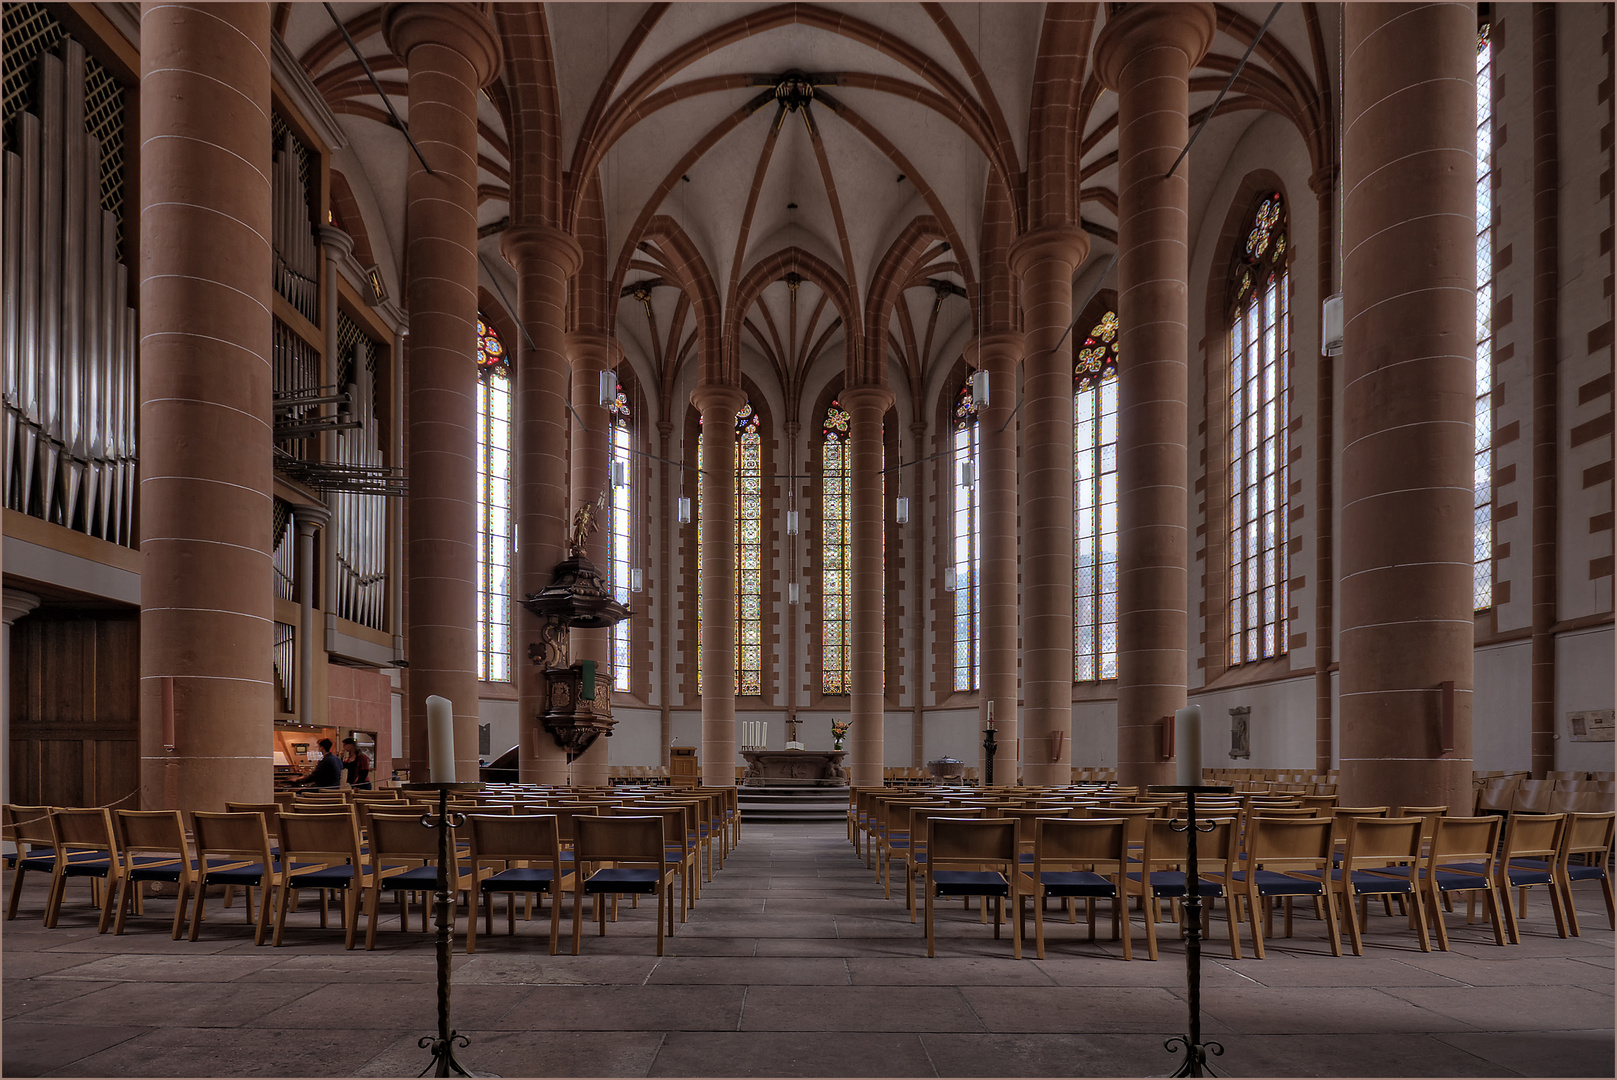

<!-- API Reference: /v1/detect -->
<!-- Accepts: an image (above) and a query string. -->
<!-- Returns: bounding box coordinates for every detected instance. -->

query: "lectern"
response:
[670,746,699,787]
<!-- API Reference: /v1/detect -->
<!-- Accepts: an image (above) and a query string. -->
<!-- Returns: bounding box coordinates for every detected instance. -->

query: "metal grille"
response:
[3,3,126,245]
[336,310,377,401]
[271,110,315,225]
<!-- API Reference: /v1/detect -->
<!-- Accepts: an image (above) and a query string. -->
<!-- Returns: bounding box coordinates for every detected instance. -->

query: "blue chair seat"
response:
[480,867,555,893]
[61,856,115,878]
[1127,871,1223,898]
[932,870,1008,897]
[1567,864,1609,883]
[1345,869,1413,894]
[382,865,444,889]
[287,865,360,889]
[1034,870,1117,898]
[1503,860,1554,888]
[204,861,277,885]
[584,867,661,895]
[887,839,909,852]
[1229,869,1323,896]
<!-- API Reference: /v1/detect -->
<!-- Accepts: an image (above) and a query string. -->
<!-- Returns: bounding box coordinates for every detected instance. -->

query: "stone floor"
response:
[2,822,1613,1078]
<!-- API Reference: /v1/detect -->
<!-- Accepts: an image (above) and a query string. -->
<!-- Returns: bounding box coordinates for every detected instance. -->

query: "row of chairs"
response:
[1475,777,1616,816]
[850,784,1614,961]
[4,783,745,957]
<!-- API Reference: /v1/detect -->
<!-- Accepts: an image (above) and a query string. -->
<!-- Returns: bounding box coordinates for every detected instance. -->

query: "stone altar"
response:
[741,749,848,787]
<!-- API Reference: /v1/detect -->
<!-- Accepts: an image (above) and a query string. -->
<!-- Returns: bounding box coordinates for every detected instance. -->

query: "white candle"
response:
[1176,705,1202,788]
[426,695,456,783]
[987,700,995,726]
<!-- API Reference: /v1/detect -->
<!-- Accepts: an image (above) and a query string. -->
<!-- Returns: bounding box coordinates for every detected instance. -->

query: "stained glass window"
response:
[475,317,511,682]
[1074,311,1120,681]
[1474,24,1493,610]
[609,381,632,690]
[822,401,852,694]
[1228,194,1289,666]
[696,400,764,697]
[952,379,983,692]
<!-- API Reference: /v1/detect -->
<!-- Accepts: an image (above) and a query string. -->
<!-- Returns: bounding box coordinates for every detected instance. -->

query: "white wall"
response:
[608,706,664,765]
[1556,627,1617,774]
[1189,678,1316,772]
[1472,640,1532,771]
[478,697,520,762]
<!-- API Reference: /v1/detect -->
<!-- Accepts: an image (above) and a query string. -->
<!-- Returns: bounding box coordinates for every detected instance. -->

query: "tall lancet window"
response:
[1474,22,1494,610]
[821,401,852,695]
[608,380,633,690]
[696,399,764,696]
[1228,193,1290,665]
[1074,311,1120,681]
[475,317,512,682]
[952,378,983,692]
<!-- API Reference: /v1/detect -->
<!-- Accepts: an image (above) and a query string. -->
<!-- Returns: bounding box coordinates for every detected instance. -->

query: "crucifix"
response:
[785,713,799,744]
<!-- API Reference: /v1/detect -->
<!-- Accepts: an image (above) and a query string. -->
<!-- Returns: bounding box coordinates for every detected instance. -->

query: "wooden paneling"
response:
[9,612,138,808]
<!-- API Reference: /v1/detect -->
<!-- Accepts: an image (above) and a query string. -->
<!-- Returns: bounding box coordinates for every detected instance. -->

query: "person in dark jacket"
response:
[290,739,343,788]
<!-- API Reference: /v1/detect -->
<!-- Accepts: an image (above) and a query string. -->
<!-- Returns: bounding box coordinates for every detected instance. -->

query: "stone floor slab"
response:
[354,1029,666,1078]
[1430,1030,1617,1078]
[0,1020,149,1076]
[40,1025,400,1078]
[13,980,312,1027]
[647,956,849,984]
[488,984,745,1031]
[740,985,982,1032]
[650,1031,935,1077]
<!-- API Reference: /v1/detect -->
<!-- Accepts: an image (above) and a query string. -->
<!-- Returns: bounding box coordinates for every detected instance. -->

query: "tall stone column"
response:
[385,3,501,784]
[841,385,893,788]
[1095,2,1214,789]
[567,330,621,786]
[1339,2,1477,809]
[1008,228,1088,786]
[138,1,274,811]
[970,334,1025,779]
[693,384,747,787]
[502,225,581,785]
[2,591,42,809]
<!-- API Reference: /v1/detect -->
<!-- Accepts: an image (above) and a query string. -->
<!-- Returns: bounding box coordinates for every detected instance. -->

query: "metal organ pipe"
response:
[273,132,319,324]
[2,40,137,543]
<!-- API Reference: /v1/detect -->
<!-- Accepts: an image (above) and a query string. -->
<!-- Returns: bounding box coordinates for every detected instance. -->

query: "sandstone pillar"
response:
[970,334,1025,780]
[385,2,502,783]
[138,1,275,811]
[501,225,581,785]
[1095,2,1215,789]
[2,590,42,809]
[840,385,893,788]
[1008,229,1089,786]
[693,383,747,787]
[1340,2,1477,809]
[567,330,621,786]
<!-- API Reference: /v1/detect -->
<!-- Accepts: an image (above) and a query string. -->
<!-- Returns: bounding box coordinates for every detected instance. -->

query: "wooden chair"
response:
[923,817,1020,959]
[189,811,276,946]
[1510,780,1555,815]
[362,811,468,949]
[571,815,676,956]
[1016,816,1132,960]
[1412,815,1506,951]
[1474,776,1521,816]
[44,807,122,932]
[1556,811,1615,935]
[273,811,373,949]
[632,803,700,919]
[1496,812,1569,942]
[4,805,61,922]
[465,814,568,954]
[1230,816,1340,959]
[111,810,194,939]
[1128,817,1241,962]
[1331,816,1429,956]
[903,805,982,921]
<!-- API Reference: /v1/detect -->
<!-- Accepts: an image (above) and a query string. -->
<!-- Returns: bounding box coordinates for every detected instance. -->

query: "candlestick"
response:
[426,695,456,783]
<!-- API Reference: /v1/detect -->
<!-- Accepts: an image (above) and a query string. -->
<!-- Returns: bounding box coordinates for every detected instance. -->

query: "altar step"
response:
[738,784,850,823]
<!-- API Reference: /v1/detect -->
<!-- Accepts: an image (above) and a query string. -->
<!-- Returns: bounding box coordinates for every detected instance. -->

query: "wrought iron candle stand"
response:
[1147,784,1234,1078]
[982,726,998,786]
[404,781,489,1078]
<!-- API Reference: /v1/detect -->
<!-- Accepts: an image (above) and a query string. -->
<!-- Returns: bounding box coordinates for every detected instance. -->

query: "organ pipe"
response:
[2,39,136,543]
[272,131,319,323]
[333,334,387,630]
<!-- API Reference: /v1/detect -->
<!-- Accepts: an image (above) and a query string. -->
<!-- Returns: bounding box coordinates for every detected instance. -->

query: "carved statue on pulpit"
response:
[528,620,571,669]
[569,490,609,557]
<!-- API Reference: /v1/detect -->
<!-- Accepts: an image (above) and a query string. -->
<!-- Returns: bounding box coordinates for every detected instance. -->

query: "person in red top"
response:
[341,737,372,790]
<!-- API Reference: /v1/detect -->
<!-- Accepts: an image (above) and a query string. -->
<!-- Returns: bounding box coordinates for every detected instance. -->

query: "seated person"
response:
[288,738,343,788]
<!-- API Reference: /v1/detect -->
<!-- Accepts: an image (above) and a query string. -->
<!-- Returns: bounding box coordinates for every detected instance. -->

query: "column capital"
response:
[1008,225,1091,281]
[691,383,747,418]
[383,2,503,88]
[2,589,41,626]
[1308,165,1338,198]
[838,385,895,416]
[966,332,1026,370]
[317,225,354,260]
[565,330,624,369]
[500,223,583,279]
[294,503,331,532]
[1093,3,1216,92]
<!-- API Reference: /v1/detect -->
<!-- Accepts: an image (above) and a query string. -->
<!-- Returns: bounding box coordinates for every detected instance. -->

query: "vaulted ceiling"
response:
[281,2,1339,420]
